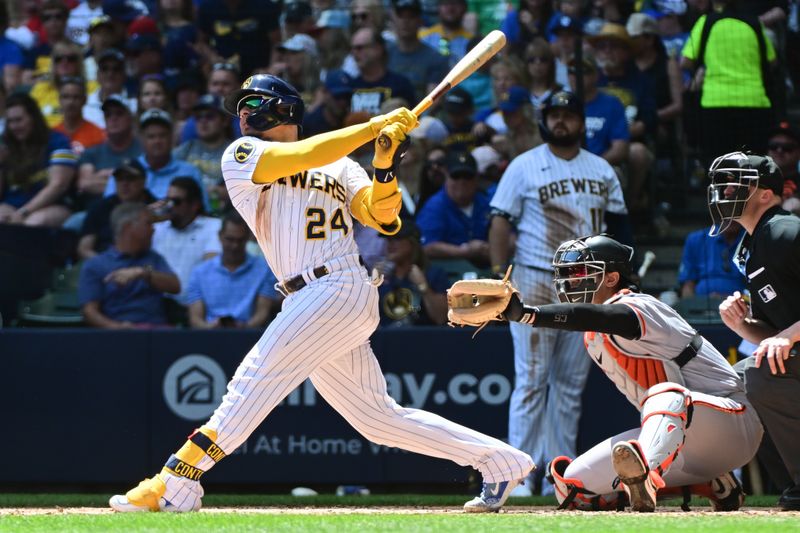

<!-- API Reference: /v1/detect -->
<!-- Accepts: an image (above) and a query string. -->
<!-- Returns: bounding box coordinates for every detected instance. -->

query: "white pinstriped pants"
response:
[196,255,534,483]
[508,265,590,483]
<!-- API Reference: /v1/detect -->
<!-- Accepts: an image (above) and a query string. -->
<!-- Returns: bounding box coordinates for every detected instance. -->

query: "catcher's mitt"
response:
[447,266,518,333]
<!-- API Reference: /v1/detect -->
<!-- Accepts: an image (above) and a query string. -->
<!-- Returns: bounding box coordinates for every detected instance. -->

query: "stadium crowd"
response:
[1,0,796,330]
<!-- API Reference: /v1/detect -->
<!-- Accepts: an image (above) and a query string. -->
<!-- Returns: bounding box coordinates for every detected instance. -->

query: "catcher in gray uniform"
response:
[447,235,763,512]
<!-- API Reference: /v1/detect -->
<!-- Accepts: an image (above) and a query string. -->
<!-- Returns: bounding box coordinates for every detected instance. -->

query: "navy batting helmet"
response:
[223,74,305,132]
[552,234,634,303]
[538,90,584,144]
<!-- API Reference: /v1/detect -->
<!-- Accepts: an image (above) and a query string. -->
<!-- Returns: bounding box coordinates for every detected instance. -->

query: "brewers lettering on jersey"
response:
[109,74,533,514]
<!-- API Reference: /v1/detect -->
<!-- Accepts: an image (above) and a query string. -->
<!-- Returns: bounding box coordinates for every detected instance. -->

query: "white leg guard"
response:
[546,456,623,511]
[638,382,692,476]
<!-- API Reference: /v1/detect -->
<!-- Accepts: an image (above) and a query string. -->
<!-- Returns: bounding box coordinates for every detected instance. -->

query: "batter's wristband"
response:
[165,454,206,481]
[374,167,396,183]
[190,431,227,463]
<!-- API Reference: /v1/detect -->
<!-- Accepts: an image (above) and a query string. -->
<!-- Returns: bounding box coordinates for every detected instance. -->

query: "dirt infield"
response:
[2,506,797,516]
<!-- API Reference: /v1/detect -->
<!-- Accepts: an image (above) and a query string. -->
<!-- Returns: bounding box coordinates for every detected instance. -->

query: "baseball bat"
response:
[637,251,656,279]
[412,30,507,117]
[376,31,506,150]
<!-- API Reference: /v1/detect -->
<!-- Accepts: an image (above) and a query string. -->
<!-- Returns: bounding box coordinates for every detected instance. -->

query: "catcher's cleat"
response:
[463,478,524,513]
[109,472,203,513]
[612,441,662,513]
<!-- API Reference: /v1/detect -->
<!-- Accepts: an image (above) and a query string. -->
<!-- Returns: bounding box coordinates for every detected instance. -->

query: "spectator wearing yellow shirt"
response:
[30,40,99,128]
[681,0,777,164]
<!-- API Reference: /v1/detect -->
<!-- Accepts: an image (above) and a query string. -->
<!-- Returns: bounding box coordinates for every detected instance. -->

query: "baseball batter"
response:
[488,91,629,493]
[109,74,533,513]
[448,235,763,512]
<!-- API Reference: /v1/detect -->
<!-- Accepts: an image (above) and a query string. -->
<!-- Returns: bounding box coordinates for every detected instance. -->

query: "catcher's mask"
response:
[707,152,782,236]
[552,235,634,304]
[224,74,305,132]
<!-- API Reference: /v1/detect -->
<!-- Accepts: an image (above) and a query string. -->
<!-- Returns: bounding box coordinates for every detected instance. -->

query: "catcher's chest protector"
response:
[584,331,685,410]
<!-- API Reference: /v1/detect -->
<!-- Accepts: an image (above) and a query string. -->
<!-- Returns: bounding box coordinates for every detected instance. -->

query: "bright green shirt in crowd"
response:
[682,14,775,108]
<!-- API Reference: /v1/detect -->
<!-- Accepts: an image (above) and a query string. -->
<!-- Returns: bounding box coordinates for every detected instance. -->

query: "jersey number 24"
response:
[306,207,349,240]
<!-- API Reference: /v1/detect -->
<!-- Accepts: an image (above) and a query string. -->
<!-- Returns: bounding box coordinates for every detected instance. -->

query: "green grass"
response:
[1,513,797,533]
[0,494,791,533]
[0,492,782,508]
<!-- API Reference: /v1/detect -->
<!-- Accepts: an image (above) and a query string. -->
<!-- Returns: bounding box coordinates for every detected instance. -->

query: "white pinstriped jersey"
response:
[585,291,744,409]
[221,136,370,281]
[490,145,627,271]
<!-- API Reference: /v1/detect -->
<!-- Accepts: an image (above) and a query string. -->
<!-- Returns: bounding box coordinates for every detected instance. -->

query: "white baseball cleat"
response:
[612,440,658,512]
[463,479,524,513]
[109,473,203,513]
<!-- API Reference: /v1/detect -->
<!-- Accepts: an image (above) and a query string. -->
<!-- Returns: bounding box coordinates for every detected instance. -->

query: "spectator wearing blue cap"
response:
[173,94,232,213]
[416,151,492,266]
[179,62,242,144]
[549,14,582,89]
[302,70,353,137]
[78,95,143,204]
[492,86,543,159]
[104,108,209,210]
[387,0,449,102]
[440,87,477,153]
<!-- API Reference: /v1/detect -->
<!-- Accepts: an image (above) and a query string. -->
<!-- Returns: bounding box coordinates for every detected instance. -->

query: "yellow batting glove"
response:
[368,107,419,137]
[368,187,403,225]
[373,123,410,171]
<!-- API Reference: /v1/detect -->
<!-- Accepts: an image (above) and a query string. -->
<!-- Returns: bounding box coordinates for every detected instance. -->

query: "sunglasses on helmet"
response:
[237,95,296,115]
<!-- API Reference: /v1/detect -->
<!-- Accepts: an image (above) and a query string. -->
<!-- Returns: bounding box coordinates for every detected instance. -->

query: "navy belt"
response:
[279,265,331,295]
[278,256,365,296]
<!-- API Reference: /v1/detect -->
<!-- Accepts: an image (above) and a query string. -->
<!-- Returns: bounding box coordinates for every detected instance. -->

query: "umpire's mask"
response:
[707,152,782,236]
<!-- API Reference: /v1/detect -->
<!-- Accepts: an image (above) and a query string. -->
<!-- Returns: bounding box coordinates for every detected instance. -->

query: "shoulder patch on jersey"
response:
[234,141,255,163]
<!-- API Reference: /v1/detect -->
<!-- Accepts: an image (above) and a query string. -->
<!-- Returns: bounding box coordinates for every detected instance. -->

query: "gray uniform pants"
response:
[740,355,800,487]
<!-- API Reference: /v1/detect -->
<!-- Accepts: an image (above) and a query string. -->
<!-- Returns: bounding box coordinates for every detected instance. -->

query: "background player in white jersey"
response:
[109,74,534,514]
[448,235,763,512]
[488,91,630,495]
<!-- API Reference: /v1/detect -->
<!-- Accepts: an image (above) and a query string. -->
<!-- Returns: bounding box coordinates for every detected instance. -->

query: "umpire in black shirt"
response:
[710,152,800,510]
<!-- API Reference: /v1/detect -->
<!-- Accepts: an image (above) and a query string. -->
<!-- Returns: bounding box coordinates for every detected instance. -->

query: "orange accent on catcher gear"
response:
[585,332,669,390]
[547,456,624,511]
